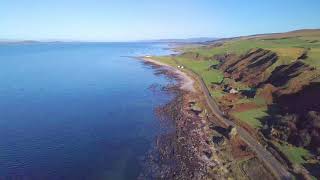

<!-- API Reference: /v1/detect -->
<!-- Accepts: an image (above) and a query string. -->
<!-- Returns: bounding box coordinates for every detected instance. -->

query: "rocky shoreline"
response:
[137,58,278,180]
[138,60,211,179]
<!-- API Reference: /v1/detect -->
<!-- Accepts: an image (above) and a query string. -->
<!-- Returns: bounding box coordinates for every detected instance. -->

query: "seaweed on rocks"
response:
[139,89,212,179]
[139,59,213,179]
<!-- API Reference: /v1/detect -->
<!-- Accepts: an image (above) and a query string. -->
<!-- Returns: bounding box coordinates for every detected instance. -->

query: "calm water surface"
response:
[0,42,173,179]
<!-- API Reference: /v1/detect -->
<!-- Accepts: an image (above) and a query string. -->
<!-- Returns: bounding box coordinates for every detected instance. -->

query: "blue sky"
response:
[1,0,319,41]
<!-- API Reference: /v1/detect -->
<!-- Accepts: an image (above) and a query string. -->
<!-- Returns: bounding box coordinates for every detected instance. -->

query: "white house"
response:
[229,88,239,94]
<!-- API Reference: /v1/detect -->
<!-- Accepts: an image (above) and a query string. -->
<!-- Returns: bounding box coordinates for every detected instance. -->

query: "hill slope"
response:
[154,29,320,179]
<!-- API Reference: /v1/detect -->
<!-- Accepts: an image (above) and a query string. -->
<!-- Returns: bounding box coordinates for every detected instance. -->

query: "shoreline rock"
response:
[138,60,216,179]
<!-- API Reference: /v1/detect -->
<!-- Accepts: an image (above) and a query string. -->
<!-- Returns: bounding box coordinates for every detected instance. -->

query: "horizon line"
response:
[1,28,319,43]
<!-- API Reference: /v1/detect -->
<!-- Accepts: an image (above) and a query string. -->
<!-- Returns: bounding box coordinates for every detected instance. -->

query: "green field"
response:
[154,56,224,86]
[274,142,319,179]
[232,107,268,128]
[152,56,178,67]
[276,143,310,165]
[305,49,320,68]
[175,57,223,85]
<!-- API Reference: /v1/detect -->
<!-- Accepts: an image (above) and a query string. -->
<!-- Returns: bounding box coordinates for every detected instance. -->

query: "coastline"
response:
[137,55,280,179]
[138,56,213,179]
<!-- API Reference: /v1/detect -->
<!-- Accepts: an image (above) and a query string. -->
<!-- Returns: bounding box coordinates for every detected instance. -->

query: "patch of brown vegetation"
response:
[214,53,237,63]
[230,135,255,159]
[218,93,241,112]
[233,102,260,112]
[255,83,277,104]
[221,93,239,103]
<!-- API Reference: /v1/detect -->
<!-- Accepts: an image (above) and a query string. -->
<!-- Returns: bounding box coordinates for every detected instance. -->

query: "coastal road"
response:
[174,61,292,180]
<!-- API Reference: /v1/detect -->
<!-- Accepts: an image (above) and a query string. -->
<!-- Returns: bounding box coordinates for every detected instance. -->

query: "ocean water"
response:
[0,42,173,180]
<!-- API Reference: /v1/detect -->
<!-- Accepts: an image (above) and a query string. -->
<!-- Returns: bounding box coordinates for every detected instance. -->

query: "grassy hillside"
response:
[184,29,320,68]
[152,29,320,179]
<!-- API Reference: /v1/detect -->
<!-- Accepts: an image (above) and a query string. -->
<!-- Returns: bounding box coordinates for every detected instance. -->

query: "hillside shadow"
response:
[240,88,256,98]
[303,162,320,179]
[209,125,229,137]
[257,98,320,179]
[266,61,307,87]
[257,104,282,137]
[274,82,320,115]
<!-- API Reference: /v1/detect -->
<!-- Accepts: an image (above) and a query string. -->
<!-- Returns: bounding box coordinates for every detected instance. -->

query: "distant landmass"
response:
[0,38,218,44]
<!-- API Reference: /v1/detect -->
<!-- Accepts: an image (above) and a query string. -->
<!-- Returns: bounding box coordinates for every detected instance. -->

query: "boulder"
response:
[212,136,225,147]
[307,111,320,129]
[191,105,202,114]
[228,126,238,138]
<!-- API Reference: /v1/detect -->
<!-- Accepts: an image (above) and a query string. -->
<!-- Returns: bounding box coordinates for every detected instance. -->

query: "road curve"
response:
[174,61,292,180]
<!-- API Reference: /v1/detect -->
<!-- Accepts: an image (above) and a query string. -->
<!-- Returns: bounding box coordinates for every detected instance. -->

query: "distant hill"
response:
[140,37,218,43]
[204,29,320,44]
[0,39,40,44]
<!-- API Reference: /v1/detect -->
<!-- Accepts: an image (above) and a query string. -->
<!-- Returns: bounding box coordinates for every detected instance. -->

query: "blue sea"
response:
[0,42,173,179]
